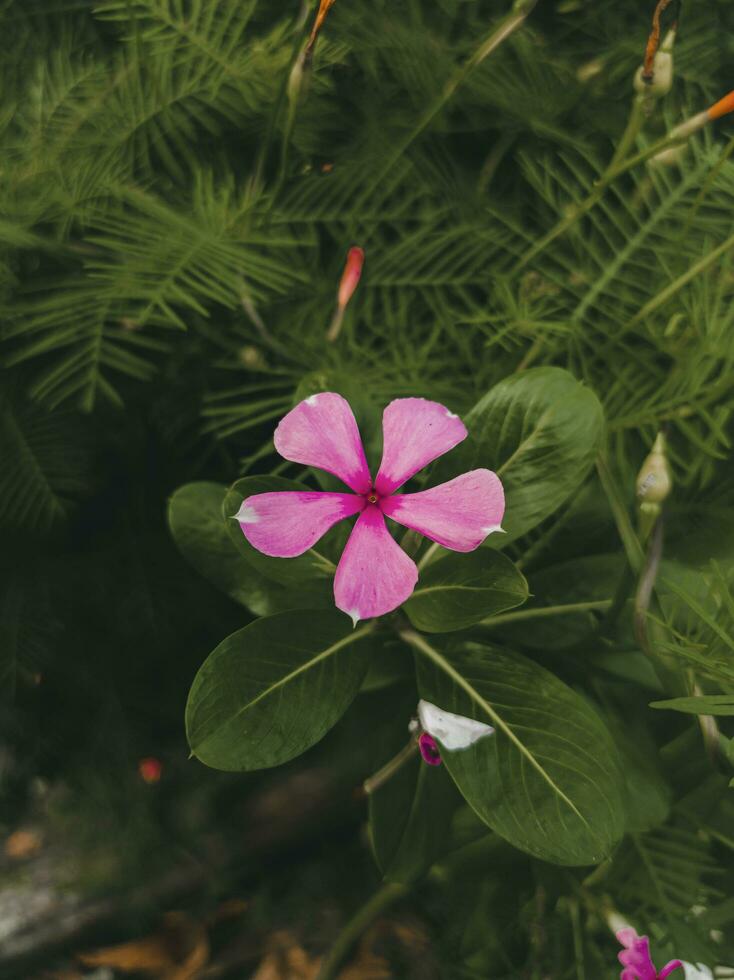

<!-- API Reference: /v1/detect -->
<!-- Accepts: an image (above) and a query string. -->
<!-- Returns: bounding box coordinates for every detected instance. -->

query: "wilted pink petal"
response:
[334,505,418,624]
[418,733,442,766]
[374,398,467,496]
[616,928,675,980]
[381,469,505,551]
[338,246,365,309]
[274,392,372,494]
[235,491,365,557]
[658,963,684,979]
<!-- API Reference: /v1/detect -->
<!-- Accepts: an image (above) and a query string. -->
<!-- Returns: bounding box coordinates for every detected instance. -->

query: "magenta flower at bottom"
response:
[617,928,683,980]
[235,392,505,624]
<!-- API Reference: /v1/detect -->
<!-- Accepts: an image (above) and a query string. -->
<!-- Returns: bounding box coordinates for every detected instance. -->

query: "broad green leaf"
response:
[438,368,604,543]
[369,753,459,883]
[650,695,734,716]
[223,476,337,589]
[411,637,626,865]
[404,549,528,633]
[168,482,300,616]
[187,610,373,771]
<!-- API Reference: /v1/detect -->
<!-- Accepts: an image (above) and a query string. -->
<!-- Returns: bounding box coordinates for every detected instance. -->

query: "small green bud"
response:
[636,432,672,505]
[287,50,306,106]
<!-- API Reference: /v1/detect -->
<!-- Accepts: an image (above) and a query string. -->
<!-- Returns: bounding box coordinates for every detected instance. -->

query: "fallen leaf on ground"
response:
[4,828,43,859]
[78,911,209,979]
[251,927,391,980]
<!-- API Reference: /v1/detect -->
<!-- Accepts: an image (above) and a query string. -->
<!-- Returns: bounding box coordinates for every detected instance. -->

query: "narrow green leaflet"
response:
[168,482,295,616]
[369,754,459,883]
[410,636,626,865]
[187,610,373,771]
[223,476,336,588]
[437,368,604,543]
[404,549,528,633]
[650,695,734,716]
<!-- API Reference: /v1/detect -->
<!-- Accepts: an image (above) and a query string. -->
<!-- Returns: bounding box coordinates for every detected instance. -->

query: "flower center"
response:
[367,493,378,504]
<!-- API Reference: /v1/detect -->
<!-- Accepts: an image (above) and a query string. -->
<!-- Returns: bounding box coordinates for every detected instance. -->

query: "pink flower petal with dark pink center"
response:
[374,398,467,496]
[274,392,372,494]
[380,469,505,551]
[235,492,365,557]
[334,504,418,624]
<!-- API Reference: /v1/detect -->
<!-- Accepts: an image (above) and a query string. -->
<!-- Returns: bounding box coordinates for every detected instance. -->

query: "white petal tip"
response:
[347,608,361,628]
[445,409,459,419]
[417,699,494,751]
[482,524,505,535]
[305,394,319,406]
[233,502,259,524]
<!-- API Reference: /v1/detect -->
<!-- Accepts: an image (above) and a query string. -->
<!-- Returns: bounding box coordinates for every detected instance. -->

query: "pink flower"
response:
[234,392,505,624]
[617,928,683,980]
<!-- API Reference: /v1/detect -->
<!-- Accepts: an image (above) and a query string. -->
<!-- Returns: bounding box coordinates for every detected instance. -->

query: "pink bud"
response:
[418,733,442,766]
[337,247,364,310]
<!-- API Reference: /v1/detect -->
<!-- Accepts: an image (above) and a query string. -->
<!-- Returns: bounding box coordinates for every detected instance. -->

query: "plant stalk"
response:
[362,738,419,795]
[479,599,611,628]
[315,881,409,980]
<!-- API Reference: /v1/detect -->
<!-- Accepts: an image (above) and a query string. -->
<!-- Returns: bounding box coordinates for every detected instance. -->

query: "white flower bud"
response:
[648,144,687,168]
[634,51,673,97]
[634,28,675,98]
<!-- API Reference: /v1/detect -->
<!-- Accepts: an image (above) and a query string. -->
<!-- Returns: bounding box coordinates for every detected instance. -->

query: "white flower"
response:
[417,699,494,751]
[681,962,714,980]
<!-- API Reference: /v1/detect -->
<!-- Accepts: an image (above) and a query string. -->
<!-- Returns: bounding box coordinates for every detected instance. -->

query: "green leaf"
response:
[611,722,671,833]
[439,368,604,543]
[650,695,734,716]
[168,481,293,616]
[223,476,337,589]
[404,549,528,633]
[410,635,625,865]
[369,753,459,883]
[186,610,374,771]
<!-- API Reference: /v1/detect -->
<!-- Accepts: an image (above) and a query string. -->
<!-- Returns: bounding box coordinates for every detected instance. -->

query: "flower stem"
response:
[417,540,441,570]
[479,599,611,628]
[315,881,409,980]
[362,738,419,795]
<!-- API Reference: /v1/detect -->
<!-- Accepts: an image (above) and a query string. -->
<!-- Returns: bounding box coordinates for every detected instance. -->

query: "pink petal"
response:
[380,470,505,552]
[658,963,683,979]
[235,491,364,557]
[374,398,467,496]
[334,504,418,624]
[616,929,658,980]
[274,393,372,494]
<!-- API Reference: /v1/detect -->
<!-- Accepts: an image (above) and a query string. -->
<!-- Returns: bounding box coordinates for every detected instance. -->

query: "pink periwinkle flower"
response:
[234,393,505,624]
[617,928,683,980]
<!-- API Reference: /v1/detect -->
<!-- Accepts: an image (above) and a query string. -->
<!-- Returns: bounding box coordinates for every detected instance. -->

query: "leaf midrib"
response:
[409,582,524,599]
[401,630,592,832]
[193,623,373,751]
